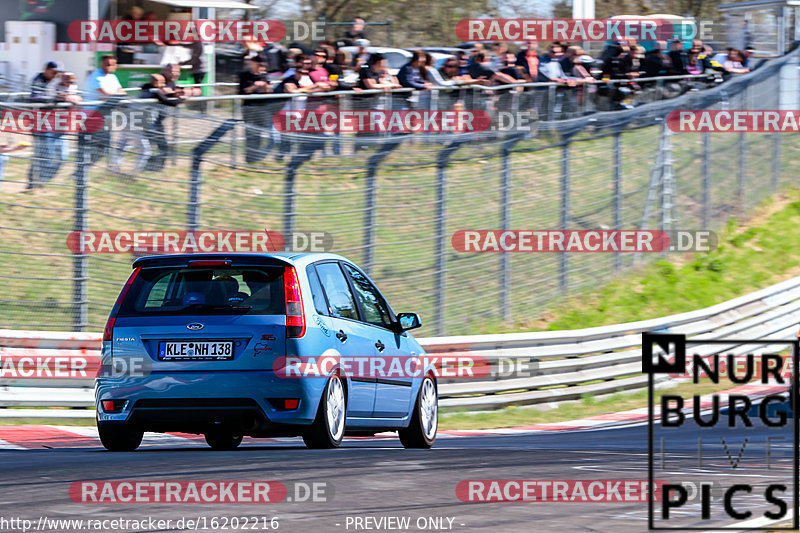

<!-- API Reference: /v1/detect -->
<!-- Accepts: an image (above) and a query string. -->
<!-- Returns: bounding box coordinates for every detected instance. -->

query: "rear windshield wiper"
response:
[181,303,253,312]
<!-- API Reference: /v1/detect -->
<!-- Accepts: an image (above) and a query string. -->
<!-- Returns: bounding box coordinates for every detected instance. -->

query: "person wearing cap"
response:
[668,39,688,75]
[25,60,62,190]
[238,55,273,164]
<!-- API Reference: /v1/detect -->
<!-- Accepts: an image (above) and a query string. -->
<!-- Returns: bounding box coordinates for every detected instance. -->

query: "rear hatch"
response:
[110,257,289,372]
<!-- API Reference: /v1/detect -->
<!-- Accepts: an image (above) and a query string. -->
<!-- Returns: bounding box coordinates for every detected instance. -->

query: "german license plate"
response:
[158,341,234,360]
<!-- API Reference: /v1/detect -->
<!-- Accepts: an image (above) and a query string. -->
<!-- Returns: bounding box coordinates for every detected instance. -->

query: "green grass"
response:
[439,380,748,430]
[2,123,798,335]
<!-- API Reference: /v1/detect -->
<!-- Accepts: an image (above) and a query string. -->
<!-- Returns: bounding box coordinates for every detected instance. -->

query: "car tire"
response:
[303,375,346,449]
[205,430,243,450]
[98,422,144,452]
[399,376,437,449]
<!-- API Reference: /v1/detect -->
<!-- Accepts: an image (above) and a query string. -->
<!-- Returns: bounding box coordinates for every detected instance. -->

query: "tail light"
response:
[101,399,127,413]
[284,266,305,338]
[268,398,300,411]
[103,267,141,342]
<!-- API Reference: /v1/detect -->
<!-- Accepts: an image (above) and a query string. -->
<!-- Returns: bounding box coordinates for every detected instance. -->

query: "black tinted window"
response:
[315,263,358,320]
[118,266,284,316]
[343,263,392,328]
[306,265,330,315]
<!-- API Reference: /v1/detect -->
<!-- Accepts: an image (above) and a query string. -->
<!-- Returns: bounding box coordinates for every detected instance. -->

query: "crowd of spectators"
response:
[8,16,761,185]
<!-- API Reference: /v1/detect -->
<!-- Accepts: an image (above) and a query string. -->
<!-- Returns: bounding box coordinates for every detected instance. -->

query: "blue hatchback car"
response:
[96,253,437,451]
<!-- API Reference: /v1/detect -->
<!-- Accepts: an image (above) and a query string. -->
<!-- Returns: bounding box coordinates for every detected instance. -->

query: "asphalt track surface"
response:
[0,411,796,533]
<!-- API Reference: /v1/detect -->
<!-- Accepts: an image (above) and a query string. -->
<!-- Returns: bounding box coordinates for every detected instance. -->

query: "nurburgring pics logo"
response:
[667,110,800,133]
[452,230,716,253]
[644,333,798,529]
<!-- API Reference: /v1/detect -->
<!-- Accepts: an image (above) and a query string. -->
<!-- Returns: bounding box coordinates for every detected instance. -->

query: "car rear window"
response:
[118,266,285,316]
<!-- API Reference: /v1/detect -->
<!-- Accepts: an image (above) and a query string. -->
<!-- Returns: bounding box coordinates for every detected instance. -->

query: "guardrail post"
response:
[72,134,89,332]
[738,131,746,216]
[560,139,570,294]
[613,131,622,271]
[547,86,556,121]
[702,132,711,229]
[771,132,780,192]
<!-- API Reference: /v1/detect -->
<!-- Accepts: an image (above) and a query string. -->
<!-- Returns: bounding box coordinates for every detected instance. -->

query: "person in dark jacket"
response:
[140,73,185,172]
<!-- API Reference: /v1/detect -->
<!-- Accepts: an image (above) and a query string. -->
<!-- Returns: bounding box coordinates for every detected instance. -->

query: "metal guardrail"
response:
[1,274,799,416]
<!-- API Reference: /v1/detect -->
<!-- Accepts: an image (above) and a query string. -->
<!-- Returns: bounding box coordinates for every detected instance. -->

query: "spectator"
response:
[668,39,688,75]
[468,52,520,85]
[516,42,541,81]
[136,73,185,173]
[742,46,755,68]
[500,52,526,81]
[86,55,126,103]
[430,56,467,86]
[642,41,670,78]
[238,55,273,164]
[162,63,201,97]
[686,49,703,75]
[350,39,371,71]
[455,51,469,76]
[309,49,332,83]
[539,47,571,84]
[181,41,207,85]
[358,53,401,91]
[398,50,432,89]
[53,71,81,165]
[276,55,332,95]
[343,17,367,45]
[26,60,62,191]
[724,49,750,74]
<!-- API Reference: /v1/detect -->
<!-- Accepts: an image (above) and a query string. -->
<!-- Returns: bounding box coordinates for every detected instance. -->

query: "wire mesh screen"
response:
[1,49,799,336]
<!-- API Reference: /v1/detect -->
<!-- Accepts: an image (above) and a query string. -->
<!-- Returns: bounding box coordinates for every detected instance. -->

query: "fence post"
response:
[72,134,89,332]
[231,98,241,165]
[284,168,296,237]
[771,132,780,192]
[612,131,622,271]
[170,107,178,167]
[500,143,512,321]
[702,132,710,229]
[433,142,463,336]
[560,139,570,294]
[188,160,201,232]
[660,127,674,233]
[434,155,447,336]
[738,131,746,216]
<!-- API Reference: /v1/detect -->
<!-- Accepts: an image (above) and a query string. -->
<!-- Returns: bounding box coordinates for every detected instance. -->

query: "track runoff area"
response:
[0,332,794,531]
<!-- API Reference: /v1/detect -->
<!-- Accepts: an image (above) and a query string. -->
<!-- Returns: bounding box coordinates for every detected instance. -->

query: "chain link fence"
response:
[1,50,798,336]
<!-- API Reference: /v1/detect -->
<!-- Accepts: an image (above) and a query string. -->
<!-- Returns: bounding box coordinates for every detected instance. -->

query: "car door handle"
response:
[336,330,348,342]
[375,340,385,352]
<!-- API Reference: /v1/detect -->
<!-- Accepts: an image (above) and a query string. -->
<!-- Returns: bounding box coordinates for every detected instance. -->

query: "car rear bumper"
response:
[96,370,325,434]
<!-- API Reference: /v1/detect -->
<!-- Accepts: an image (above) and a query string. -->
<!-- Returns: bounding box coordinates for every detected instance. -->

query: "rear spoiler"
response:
[131,254,293,269]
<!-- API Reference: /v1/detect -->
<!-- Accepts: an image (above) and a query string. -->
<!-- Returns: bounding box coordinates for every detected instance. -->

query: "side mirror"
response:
[396,312,421,332]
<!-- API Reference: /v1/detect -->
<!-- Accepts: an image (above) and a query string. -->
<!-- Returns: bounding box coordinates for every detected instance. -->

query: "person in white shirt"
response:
[84,55,127,165]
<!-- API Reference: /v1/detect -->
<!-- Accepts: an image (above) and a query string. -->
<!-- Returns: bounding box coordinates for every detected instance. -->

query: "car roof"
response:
[340,46,412,56]
[131,252,351,269]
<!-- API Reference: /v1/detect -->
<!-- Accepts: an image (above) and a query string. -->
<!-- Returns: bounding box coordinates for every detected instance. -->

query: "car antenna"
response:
[263,227,282,252]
